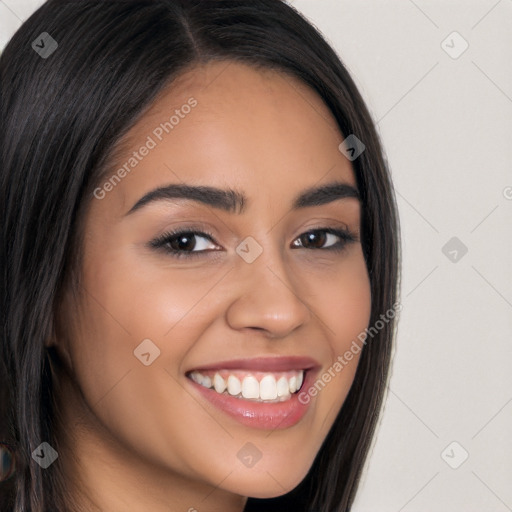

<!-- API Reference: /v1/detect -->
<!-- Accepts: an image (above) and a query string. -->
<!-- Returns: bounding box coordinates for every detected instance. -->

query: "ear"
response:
[44,332,56,349]
[45,313,74,374]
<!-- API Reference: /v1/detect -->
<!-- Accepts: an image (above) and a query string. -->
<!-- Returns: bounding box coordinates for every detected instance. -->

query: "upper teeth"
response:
[189,370,305,402]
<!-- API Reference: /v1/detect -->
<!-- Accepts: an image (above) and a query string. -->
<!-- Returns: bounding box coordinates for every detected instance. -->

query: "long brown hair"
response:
[0,1,400,510]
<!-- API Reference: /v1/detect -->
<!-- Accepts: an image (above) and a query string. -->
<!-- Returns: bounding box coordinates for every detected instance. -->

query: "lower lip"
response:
[187,370,316,430]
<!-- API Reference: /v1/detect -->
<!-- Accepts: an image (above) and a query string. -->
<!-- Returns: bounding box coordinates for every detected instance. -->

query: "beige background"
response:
[1,1,511,510]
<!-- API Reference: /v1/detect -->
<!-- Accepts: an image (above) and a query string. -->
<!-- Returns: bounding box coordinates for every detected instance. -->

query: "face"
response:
[55,61,371,505]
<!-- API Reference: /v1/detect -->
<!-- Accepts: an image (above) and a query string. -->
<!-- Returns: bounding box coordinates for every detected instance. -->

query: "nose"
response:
[225,242,311,338]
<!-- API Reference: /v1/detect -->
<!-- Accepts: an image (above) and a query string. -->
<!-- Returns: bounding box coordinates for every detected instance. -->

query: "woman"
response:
[0,1,400,510]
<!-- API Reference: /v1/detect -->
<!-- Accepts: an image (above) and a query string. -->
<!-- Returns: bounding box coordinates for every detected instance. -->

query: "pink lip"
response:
[186,365,320,430]
[187,356,320,373]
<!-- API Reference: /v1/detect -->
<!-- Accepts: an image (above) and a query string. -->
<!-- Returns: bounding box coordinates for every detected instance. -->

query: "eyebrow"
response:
[125,180,360,216]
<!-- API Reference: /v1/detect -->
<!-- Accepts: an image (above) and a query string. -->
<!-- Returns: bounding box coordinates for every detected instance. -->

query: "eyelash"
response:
[149,225,357,259]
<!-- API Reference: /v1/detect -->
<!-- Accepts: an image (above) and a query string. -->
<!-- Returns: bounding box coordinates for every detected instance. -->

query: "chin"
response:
[222,464,311,500]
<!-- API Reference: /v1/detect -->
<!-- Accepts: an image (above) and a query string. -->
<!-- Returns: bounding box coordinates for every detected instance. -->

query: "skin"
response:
[50,61,372,512]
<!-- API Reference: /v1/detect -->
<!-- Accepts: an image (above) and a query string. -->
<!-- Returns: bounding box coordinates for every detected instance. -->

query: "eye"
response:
[149,226,357,259]
[291,228,356,252]
[149,229,218,258]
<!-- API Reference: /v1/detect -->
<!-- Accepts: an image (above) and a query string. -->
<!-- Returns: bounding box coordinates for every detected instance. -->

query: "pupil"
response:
[304,231,325,248]
[174,233,194,251]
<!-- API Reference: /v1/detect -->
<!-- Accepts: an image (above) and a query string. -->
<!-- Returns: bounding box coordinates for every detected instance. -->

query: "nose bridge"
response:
[225,231,311,337]
[237,228,290,288]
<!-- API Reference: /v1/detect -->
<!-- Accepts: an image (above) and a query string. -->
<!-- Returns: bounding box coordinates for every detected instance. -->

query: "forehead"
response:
[97,60,356,216]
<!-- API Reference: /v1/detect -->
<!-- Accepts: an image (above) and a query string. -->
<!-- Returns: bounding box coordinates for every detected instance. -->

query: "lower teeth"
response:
[220,390,292,403]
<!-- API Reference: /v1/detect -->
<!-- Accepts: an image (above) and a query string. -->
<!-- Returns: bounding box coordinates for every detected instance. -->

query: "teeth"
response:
[213,373,226,393]
[276,376,290,398]
[259,375,278,400]
[189,369,305,402]
[296,371,303,391]
[289,375,297,393]
[190,371,202,385]
[227,375,241,396]
[242,375,260,399]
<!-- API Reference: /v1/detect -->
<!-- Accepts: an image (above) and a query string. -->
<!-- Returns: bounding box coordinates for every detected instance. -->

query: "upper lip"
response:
[186,356,320,373]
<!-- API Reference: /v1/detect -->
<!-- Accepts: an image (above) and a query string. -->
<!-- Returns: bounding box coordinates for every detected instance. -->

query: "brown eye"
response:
[292,228,356,251]
[300,231,328,249]
[168,232,198,252]
[149,229,218,258]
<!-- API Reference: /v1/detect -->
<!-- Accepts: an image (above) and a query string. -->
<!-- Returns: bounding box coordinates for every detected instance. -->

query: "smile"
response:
[188,369,305,403]
[185,357,319,430]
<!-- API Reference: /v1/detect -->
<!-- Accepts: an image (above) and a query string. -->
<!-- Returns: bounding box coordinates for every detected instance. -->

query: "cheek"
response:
[69,242,229,412]
[65,237,372,489]
[79,243,222,347]
[74,241,371,401]
[313,247,372,350]
[303,247,371,431]
[65,250,233,475]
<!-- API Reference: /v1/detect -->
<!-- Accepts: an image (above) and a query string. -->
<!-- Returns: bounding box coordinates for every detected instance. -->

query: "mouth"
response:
[185,356,319,430]
[187,368,305,403]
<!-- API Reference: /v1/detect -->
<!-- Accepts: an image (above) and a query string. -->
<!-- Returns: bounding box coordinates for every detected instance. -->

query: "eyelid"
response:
[148,226,218,250]
[148,223,358,259]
